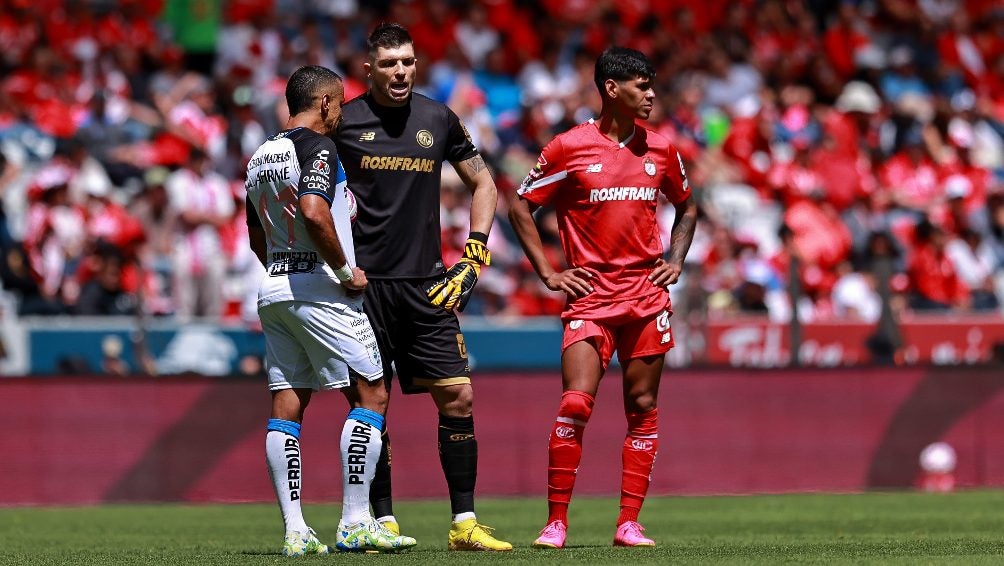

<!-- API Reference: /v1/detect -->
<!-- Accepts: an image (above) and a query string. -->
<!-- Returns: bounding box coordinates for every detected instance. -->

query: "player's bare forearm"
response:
[508,196,555,280]
[454,154,497,235]
[300,194,349,269]
[248,225,268,268]
[666,194,698,267]
[509,194,592,299]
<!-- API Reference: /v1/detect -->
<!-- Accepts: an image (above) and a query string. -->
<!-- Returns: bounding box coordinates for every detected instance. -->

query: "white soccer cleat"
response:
[335,518,417,553]
[281,527,330,556]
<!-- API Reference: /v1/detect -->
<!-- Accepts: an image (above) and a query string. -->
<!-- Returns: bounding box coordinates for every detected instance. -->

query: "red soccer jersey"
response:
[517,120,691,320]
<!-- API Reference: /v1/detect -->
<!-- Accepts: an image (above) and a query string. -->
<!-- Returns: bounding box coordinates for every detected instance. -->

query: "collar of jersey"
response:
[587,118,635,148]
[366,92,413,114]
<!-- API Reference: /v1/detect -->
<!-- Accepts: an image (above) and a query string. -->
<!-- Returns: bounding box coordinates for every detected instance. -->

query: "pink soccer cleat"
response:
[613,521,655,547]
[532,520,567,549]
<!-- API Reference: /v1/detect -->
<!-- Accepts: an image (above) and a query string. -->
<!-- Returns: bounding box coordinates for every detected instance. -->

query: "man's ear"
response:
[605,78,619,100]
[321,94,330,114]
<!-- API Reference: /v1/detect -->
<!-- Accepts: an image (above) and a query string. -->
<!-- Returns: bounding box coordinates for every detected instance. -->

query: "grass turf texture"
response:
[2,491,1004,565]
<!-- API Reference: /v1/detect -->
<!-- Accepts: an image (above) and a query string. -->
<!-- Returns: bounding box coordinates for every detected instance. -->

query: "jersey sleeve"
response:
[661,147,692,205]
[516,136,567,206]
[297,136,341,205]
[245,195,262,228]
[444,106,479,163]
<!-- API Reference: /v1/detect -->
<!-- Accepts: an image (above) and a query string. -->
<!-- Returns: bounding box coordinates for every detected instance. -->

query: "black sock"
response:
[438,414,477,516]
[369,428,393,519]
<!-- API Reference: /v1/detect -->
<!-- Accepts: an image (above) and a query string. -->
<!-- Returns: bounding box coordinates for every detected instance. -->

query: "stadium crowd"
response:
[0,0,1002,324]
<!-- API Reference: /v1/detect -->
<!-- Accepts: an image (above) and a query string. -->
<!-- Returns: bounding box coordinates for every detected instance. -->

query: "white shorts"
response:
[259,300,383,391]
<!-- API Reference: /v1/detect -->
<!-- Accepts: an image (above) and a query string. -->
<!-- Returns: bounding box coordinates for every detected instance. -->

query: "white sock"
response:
[453,511,476,523]
[266,419,308,533]
[340,408,384,525]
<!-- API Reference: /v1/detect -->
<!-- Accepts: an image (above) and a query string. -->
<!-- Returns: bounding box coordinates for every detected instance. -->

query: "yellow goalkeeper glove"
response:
[427,233,491,312]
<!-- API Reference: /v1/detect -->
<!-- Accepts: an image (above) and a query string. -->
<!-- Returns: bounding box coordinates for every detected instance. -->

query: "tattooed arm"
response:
[452,153,498,237]
[667,194,698,267]
[650,194,699,286]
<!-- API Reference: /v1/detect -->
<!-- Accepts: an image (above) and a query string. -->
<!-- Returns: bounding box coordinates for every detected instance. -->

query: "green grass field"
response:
[3,491,1004,565]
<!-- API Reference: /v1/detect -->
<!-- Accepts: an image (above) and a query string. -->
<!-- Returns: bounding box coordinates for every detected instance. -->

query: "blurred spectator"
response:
[721,98,775,197]
[971,194,1004,267]
[0,0,1000,327]
[784,191,852,300]
[218,181,264,322]
[129,167,174,315]
[945,228,1000,311]
[76,244,137,316]
[700,47,762,112]
[823,2,873,82]
[878,123,941,213]
[100,334,130,375]
[22,163,85,308]
[907,220,969,311]
[164,149,233,319]
[473,47,522,129]
[0,151,17,252]
[236,352,265,377]
[767,136,826,207]
[409,0,456,65]
[832,262,882,323]
[156,75,227,162]
[0,242,61,315]
[454,3,499,70]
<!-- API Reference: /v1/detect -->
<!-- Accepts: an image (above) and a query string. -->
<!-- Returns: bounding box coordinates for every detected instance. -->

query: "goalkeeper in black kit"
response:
[332,23,511,551]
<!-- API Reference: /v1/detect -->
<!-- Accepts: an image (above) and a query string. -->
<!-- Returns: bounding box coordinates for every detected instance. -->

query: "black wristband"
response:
[468,231,489,244]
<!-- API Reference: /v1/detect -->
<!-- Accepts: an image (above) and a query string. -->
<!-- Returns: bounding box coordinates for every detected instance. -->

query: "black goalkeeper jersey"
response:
[334,92,478,279]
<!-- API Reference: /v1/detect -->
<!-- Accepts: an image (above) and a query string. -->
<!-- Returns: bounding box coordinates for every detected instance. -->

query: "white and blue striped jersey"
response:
[245,127,357,307]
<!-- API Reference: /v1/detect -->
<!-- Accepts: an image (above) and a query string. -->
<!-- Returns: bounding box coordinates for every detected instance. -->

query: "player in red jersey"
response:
[509,47,698,549]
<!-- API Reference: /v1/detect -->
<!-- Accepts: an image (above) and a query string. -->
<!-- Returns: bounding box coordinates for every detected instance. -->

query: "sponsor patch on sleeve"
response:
[312,159,330,176]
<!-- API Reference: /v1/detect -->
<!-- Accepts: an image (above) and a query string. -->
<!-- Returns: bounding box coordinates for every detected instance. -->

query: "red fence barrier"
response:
[2,367,1004,506]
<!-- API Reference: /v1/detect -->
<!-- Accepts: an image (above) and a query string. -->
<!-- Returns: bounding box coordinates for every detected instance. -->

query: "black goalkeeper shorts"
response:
[363,277,472,394]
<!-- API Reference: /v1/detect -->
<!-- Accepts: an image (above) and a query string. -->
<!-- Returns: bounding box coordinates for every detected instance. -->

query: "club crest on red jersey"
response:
[643,157,656,177]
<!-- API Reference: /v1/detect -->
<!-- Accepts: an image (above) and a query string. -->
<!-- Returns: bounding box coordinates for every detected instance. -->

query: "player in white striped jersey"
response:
[245,65,415,555]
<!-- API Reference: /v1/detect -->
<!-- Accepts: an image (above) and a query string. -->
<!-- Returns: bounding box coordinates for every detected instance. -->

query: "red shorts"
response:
[561,294,674,369]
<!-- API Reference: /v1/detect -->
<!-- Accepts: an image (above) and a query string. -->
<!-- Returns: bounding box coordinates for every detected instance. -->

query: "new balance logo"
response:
[359,132,375,141]
[586,163,602,173]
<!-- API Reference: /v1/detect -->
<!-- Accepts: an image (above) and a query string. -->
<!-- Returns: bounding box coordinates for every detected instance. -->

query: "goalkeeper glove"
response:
[426,232,491,312]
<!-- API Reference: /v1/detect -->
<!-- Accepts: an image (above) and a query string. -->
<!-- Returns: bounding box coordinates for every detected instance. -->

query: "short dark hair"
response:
[594,47,655,97]
[367,22,413,56]
[285,65,341,116]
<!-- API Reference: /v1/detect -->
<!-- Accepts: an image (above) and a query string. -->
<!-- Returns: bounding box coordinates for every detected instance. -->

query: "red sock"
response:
[546,390,594,525]
[618,408,658,525]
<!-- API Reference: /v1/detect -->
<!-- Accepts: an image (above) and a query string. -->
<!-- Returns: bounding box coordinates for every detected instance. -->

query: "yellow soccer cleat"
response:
[379,519,400,536]
[447,518,513,551]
